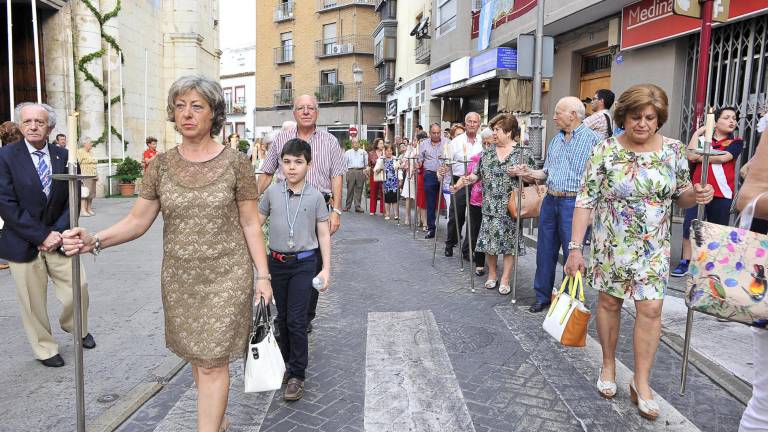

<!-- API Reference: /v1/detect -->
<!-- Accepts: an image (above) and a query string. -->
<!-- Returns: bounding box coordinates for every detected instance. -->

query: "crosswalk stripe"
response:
[364,310,476,432]
[152,363,274,432]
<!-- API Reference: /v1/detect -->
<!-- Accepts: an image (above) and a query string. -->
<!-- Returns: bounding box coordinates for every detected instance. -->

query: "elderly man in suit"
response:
[0,102,94,367]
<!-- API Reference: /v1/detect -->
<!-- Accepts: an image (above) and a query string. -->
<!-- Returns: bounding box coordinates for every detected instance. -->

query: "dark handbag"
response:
[243,297,271,371]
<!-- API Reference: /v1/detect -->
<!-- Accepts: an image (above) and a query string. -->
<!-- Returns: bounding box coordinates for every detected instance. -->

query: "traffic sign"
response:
[349,126,358,137]
[673,0,729,23]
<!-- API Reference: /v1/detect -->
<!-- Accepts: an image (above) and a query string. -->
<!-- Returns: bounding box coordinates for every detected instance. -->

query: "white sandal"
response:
[596,368,617,399]
[498,284,511,295]
[629,380,660,421]
[484,279,497,289]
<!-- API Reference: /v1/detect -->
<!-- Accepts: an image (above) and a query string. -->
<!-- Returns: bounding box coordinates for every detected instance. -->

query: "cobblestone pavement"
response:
[114,207,746,432]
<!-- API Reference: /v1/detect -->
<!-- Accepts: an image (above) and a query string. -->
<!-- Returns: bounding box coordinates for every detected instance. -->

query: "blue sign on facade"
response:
[431,47,518,91]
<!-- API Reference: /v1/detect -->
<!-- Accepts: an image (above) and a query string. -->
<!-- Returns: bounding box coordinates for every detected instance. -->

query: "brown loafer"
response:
[282,371,289,385]
[283,377,304,401]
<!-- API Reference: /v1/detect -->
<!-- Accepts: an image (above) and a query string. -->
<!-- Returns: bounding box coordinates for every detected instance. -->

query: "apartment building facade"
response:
[221,46,256,143]
[254,0,386,144]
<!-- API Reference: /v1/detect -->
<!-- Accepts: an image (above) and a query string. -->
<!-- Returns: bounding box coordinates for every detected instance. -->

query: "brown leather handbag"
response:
[508,184,547,219]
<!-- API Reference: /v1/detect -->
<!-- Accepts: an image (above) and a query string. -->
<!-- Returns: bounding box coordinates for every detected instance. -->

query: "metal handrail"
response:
[273,2,295,22]
[273,45,294,64]
[315,34,373,57]
[273,88,294,106]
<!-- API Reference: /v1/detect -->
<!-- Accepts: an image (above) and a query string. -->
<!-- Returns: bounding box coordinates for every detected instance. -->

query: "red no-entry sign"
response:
[349,126,358,137]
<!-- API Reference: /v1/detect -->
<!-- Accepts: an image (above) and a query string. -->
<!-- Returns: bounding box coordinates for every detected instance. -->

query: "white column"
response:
[72,0,105,156]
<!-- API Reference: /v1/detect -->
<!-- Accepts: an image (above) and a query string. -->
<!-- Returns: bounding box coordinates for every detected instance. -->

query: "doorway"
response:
[579,49,612,116]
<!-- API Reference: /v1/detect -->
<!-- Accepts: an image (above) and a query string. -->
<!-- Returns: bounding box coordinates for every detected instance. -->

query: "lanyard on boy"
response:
[284,181,306,250]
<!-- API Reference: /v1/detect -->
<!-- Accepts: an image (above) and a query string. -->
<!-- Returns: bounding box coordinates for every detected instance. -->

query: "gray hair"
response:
[15,102,57,129]
[465,112,481,122]
[166,75,226,138]
[480,127,494,139]
[559,96,586,121]
[292,95,318,111]
[79,136,92,146]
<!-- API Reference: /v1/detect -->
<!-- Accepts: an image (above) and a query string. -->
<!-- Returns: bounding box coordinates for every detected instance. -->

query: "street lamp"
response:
[353,64,363,130]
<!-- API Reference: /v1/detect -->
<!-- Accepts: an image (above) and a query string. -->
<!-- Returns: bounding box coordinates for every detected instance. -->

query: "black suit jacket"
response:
[0,140,71,262]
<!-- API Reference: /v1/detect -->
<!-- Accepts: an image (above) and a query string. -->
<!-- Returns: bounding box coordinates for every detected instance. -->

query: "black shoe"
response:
[475,268,486,277]
[444,246,453,257]
[528,302,550,313]
[425,231,435,239]
[82,333,96,349]
[306,322,313,333]
[39,354,65,367]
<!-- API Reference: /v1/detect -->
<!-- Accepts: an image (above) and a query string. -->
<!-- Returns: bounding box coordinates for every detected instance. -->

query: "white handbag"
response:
[542,272,591,347]
[244,298,285,393]
[373,157,386,182]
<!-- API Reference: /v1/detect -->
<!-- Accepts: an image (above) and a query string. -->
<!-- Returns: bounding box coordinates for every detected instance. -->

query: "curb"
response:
[522,231,751,406]
[88,356,187,432]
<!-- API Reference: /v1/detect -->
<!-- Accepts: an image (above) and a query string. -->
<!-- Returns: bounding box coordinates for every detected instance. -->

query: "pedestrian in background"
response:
[77,136,98,217]
[564,84,713,421]
[672,106,743,277]
[516,96,602,313]
[142,136,158,172]
[443,112,482,258]
[450,123,465,139]
[0,120,23,270]
[343,137,367,212]
[401,140,418,226]
[259,138,331,402]
[367,137,385,216]
[0,103,94,368]
[54,133,66,148]
[454,113,534,295]
[380,143,399,220]
[419,124,450,239]
[583,89,616,140]
[63,76,272,432]
[737,114,768,432]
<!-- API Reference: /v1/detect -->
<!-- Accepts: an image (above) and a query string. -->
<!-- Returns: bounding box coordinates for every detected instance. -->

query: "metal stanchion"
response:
[459,159,476,293]
[449,162,464,271]
[511,143,532,305]
[53,167,96,432]
[407,156,419,239]
[431,161,449,267]
[680,109,725,395]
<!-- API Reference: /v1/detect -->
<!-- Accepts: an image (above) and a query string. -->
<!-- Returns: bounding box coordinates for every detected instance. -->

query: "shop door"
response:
[0,3,47,123]
[579,50,612,116]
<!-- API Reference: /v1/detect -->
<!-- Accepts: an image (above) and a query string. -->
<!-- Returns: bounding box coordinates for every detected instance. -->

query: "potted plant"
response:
[115,156,143,197]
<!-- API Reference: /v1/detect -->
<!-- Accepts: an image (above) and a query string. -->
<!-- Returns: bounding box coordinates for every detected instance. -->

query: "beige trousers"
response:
[9,251,89,359]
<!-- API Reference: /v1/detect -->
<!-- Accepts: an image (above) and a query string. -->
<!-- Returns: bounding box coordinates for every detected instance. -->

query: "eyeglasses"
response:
[294,105,317,112]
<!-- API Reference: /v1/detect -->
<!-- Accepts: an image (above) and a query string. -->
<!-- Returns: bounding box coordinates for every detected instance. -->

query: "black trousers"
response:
[463,203,485,267]
[270,254,316,380]
[445,175,467,248]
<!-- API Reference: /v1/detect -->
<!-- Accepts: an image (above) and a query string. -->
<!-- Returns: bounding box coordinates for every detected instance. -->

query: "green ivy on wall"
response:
[77,0,128,148]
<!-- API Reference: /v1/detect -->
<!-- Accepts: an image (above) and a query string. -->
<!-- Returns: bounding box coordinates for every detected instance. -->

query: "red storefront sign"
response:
[621,0,768,51]
[470,0,538,39]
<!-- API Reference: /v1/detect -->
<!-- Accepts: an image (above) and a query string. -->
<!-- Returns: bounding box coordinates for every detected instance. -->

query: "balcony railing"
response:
[228,97,247,114]
[315,34,373,58]
[317,0,375,12]
[315,84,382,104]
[273,89,294,106]
[415,38,430,64]
[274,2,295,22]
[274,45,294,64]
[375,0,385,11]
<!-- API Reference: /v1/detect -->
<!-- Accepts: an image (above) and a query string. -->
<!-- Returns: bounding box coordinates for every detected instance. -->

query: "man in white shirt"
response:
[440,112,483,257]
[583,89,615,141]
[343,137,368,212]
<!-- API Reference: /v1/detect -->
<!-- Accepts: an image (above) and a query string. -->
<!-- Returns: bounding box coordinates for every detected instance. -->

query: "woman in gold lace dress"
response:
[62,75,272,432]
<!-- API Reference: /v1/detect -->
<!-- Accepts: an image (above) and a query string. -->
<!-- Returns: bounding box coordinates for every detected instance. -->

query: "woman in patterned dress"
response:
[77,137,98,216]
[62,76,272,432]
[564,84,713,420]
[454,113,534,295]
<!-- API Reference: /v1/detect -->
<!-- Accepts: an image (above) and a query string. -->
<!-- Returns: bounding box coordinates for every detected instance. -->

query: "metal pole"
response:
[529,0,545,168]
[357,83,362,130]
[680,108,725,395]
[107,45,113,196]
[693,0,715,130]
[118,52,125,160]
[450,162,464,271]
[53,164,89,432]
[30,0,41,103]
[6,0,14,120]
[462,159,475,293]
[411,156,419,239]
[511,143,532,304]
[432,169,445,267]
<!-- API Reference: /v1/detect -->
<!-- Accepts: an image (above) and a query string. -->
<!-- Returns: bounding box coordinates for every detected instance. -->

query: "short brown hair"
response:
[489,113,519,138]
[0,121,22,144]
[613,84,669,129]
[450,123,465,139]
[145,136,157,145]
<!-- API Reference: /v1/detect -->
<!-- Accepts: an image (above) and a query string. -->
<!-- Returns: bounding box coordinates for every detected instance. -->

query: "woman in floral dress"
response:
[565,84,713,421]
[455,113,534,295]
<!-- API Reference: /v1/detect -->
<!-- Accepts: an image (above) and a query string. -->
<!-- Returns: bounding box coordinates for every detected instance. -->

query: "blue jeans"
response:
[533,195,576,304]
[269,254,316,380]
[424,171,440,232]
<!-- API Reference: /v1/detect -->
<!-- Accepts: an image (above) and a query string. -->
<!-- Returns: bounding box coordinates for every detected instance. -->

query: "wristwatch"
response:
[92,234,102,255]
[331,207,343,215]
[256,274,272,281]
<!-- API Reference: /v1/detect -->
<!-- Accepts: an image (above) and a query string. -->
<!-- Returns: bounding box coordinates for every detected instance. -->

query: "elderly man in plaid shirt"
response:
[517,96,601,313]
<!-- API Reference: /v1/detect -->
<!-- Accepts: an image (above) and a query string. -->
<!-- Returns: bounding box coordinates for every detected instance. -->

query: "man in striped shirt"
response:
[257,94,346,331]
[419,123,450,238]
[516,96,601,313]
